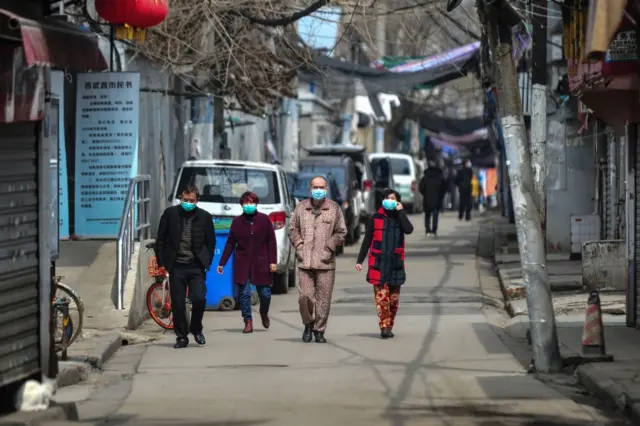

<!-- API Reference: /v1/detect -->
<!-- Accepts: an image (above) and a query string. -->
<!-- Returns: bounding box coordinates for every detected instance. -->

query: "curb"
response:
[495,264,519,318]
[57,331,124,388]
[474,216,508,312]
[0,401,78,425]
[56,361,89,388]
[73,331,124,370]
[575,364,640,424]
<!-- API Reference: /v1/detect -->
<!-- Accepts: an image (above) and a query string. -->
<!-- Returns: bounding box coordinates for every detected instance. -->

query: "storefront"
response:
[565,0,640,327]
[0,6,106,411]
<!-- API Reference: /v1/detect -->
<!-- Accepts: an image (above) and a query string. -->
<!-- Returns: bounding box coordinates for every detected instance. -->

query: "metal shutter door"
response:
[634,124,640,324]
[0,123,41,387]
[606,129,617,239]
[602,141,611,238]
[617,134,627,238]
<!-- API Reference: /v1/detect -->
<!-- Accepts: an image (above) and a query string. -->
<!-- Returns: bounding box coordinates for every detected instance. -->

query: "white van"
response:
[369,153,419,213]
[171,160,296,294]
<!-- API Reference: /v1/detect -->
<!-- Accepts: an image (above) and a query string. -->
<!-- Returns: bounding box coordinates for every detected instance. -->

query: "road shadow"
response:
[348,332,383,339]
[384,403,629,425]
[97,414,270,426]
[220,328,267,333]
[273,337,304,343]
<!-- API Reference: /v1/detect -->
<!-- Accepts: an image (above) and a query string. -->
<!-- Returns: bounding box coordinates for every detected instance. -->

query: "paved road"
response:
[50,213,623,425]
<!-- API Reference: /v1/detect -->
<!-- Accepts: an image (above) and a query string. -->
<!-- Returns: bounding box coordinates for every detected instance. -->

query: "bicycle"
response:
[145,242,191,330]
[52,276,84,353]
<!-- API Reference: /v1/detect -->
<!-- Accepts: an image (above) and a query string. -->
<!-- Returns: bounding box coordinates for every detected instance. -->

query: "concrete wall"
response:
[127,57,190,238]
[547,99,596,254]
[226,111,267,163]
[127,240,154,330]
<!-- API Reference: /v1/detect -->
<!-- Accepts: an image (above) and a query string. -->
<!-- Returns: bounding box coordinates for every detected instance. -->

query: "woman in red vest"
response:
[355,189,414,339]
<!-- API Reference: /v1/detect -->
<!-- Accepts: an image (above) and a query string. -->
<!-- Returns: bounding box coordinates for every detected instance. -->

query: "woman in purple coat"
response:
[217,191,277,333]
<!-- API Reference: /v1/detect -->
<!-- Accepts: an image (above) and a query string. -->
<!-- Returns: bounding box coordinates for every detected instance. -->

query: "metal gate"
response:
[0,123,41,389]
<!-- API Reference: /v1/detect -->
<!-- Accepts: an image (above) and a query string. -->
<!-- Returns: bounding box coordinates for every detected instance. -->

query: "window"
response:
[298,165,346,186]
[389,158,412,175]
[177,166,281,204]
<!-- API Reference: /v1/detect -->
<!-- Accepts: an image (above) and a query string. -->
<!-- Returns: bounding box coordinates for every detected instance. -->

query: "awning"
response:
[0,9,108,70]
[584,0,627,60]
[307,49,478,98]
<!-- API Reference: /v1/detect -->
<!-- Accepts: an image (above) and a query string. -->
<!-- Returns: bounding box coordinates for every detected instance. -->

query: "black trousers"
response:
[424,207,440,233]
[458,189,472,220]
[170,262,206,339]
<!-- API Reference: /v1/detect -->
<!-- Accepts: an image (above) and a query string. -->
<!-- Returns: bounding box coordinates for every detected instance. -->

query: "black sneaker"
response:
[174,338,188,349]
[380,328,390,339]
[302,324,313,343]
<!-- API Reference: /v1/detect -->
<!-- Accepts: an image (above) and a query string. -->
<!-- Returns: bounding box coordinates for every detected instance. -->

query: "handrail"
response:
[116,175,152,310]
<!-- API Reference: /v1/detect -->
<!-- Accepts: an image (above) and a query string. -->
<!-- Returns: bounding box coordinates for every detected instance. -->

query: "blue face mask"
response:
[311,189,327,200]
[242,204,257,215]
[181,202,196,212]
[382,199,397,210]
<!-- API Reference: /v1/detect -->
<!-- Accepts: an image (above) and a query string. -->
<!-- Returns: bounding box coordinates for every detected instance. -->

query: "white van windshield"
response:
[176,166,281,204]
[389,158,412,175]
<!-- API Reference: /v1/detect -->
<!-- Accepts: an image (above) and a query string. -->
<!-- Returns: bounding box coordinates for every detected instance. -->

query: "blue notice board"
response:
[74,72,140,238]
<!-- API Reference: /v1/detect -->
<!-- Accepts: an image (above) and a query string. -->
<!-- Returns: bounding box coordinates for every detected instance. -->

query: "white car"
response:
[170,160,296,294]
[369,153,419,213]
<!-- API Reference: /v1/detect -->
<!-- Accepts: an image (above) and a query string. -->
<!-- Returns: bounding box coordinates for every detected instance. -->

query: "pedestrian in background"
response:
[217,191,277,334]
[419,160,445,237]
[355,189,414,339]
[471,173,481,210]
[455,159,473,221]
[156,185,215,349]
[288,176,347,343]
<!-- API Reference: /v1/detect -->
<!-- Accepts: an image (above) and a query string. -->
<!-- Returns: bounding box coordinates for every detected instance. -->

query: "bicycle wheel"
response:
[53,282,84,352]
[146,282,174,330]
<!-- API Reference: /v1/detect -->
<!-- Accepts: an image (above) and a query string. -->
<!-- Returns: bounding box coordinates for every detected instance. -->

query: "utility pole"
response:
[213,94,224,159]
[374,1,387,153]
[531,0,548,241]
[482,1,561,373]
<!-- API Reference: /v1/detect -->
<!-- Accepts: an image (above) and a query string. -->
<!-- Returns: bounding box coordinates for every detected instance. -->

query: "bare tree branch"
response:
[240,0,330,26]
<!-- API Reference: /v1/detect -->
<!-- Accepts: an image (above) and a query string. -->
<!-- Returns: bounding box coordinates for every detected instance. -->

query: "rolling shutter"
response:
[0,123,41,388]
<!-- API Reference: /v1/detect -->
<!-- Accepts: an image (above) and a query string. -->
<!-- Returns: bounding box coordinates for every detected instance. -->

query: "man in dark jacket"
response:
[455,160,474,221]
[419,161,445,236]
[156,185,216,348]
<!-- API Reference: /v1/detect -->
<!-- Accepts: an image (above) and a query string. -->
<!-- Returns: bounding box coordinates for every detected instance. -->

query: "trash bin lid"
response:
[213,216,233,235]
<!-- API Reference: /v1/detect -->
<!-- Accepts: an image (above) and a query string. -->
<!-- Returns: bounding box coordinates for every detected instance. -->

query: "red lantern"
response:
[95,0,169,29]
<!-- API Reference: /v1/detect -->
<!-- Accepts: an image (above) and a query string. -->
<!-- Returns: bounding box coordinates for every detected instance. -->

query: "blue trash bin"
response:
[205,226,236,311]
[205,218,258,311]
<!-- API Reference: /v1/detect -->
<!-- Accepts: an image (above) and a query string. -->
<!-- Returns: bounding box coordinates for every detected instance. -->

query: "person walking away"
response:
[418,161,445,237]
[288,176,347,343]
[156,185,215,349]
[455,160,473,221]
[471,173,480,210]
[355,189,413,339]
[217,191,277,333]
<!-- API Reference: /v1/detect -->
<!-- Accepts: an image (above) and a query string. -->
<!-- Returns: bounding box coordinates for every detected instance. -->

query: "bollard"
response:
[580,290,614,362]
[59,298,71,361]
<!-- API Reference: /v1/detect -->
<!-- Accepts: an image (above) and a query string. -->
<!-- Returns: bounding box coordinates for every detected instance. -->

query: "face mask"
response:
[382,199,397,210]
[181,202,196,212]
[311,189,327,200]
[242,204,257,215]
